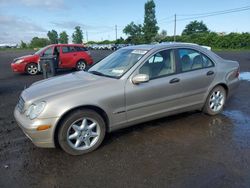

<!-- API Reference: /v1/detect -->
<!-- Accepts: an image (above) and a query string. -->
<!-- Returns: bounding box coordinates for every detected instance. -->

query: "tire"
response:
[203,85,226,116]
[58,109,106,155]
[76,60,87,71]
[26,63,38,75]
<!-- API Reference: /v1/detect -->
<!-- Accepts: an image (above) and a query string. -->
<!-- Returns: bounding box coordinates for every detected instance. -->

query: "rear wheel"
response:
[26,63,38,75]
[58,109,106,155]
[76,60,87,71]
[203,85,226,115]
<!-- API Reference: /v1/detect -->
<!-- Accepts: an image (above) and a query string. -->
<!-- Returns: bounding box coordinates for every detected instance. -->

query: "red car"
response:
[11,44,93,75]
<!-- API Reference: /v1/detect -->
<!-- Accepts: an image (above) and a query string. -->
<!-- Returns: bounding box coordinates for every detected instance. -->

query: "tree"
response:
[152,30,167,42]
[72,26,83,44]
[47,30,58,44]
[123,22,144,44]
[59,31,69,44]
[20,40,27,48]
[29,37,50,48]
[116,37,125,44]
[182,20,209,35]
[143,0,159,43]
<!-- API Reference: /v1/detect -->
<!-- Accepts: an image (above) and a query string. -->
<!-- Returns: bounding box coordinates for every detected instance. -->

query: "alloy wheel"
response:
[209,90,225,112]
[27,64,38,75]
[66,118,100,150]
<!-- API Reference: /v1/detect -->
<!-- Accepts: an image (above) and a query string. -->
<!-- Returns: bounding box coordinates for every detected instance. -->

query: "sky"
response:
[0,0,250,44]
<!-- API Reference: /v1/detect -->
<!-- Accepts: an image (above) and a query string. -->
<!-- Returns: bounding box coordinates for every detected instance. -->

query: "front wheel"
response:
[58,109,106,155]
[203,85,226,115]
[26,63,38,75]
[76,60,87,71]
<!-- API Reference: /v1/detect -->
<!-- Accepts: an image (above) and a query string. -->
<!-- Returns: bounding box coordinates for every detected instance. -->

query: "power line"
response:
[159,5,250,24]
[177,6,250,22]
[178,5,250,17]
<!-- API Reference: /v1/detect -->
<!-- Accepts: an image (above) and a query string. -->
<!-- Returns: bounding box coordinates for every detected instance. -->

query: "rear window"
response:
[62,46,76,53]
[62,46,87,53]
[75,46,88,52]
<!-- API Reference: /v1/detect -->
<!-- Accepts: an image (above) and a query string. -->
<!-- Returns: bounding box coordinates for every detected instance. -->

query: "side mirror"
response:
[132,74,149,84]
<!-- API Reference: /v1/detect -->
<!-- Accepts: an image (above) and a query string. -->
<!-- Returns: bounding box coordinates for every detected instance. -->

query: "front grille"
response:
[17,96,25,113]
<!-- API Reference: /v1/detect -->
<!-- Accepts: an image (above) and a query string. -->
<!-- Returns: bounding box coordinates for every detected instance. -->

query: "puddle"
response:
[240,72,250,81]
[223,110,250,148]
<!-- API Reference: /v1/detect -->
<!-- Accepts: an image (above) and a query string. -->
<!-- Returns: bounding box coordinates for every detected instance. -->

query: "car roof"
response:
[123,42,206,51]
[48,44,84,47]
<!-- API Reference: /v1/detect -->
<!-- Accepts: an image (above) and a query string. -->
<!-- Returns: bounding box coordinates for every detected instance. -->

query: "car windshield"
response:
[88,48,148,78]
[34,46,47,55]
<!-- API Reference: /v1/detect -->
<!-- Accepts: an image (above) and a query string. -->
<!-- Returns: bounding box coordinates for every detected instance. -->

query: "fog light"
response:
[36,125,51,131]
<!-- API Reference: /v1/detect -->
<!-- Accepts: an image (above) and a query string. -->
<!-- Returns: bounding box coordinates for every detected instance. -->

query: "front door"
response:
[125,49,183,123]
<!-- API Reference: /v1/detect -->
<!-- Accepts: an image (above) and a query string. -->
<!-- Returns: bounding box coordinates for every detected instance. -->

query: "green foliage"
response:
[143,0,159,43]
[123,22,144,44]
[152,30,167,42]
[72,26,83,44]
[59,31,69,44]
[115,37,125,44]
[162,32,250,49]
[47,30,58,44]
[182,20,209,35]
[29,37,50,48]
[20,40,27,48]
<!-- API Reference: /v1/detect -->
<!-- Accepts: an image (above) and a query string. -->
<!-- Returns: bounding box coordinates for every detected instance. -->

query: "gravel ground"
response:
[0,49,250,188]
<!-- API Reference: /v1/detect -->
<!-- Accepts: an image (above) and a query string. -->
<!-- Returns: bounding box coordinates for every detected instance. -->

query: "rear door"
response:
[175,48,216,106]
[59,46,77,68]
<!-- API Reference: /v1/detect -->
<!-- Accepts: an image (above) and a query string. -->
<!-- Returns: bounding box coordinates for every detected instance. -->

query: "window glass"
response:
[178,49,214,72]
[43,47,53,56]
[69,46,76,52]
[75,46,87,51]
[88,49,147,78]
[139,50,175,79]
[62,46,69,53]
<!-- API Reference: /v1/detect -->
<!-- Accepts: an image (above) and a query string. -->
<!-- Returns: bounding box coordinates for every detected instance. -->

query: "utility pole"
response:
[86,31,88,42]
[115,25,118,41]
[174,14,176,42]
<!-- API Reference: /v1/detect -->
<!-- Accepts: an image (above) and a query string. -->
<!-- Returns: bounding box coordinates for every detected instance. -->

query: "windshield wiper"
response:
[88,70,106,76]
[88,70,118,79]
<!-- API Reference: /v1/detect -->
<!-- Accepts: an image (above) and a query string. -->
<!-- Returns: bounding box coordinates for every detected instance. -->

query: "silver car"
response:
[14,43,240,155]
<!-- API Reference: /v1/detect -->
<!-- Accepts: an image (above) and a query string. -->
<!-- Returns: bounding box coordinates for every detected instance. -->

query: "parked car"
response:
[14,43,240,155]
[11,44,93,75]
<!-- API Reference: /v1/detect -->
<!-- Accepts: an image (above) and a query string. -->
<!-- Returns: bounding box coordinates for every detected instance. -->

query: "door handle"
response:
[207,71,214,76]
[169,78,180,84]
[73,54,77,56]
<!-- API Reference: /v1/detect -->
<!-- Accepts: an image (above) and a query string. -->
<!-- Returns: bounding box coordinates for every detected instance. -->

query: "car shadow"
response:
[102,111,201,146]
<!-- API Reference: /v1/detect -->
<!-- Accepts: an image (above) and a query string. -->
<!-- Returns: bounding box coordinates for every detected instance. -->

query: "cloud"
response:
[0,0,66,10]
[0,15,47,43]
[52,21,114,31]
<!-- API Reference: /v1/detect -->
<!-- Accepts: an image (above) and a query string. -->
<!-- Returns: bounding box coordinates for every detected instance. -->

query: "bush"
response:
[162,32,250,49]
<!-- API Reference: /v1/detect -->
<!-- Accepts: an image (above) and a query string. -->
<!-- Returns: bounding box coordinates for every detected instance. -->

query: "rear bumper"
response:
[227,78,240,98]
[14,106,59,148]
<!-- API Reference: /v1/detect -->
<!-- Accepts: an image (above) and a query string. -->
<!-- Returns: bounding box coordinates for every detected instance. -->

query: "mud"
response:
[0,50,250,188]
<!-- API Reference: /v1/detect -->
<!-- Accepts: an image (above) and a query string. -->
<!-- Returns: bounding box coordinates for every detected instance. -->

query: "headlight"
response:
[26,102,46,120]
[15,59,24,64]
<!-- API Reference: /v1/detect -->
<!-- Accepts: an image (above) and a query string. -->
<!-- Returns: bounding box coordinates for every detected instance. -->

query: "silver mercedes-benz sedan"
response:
[14,43,240,155]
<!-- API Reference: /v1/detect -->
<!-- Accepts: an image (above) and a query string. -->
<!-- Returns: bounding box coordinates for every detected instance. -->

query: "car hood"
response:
[22,71,111,102]
[14,54,34,61]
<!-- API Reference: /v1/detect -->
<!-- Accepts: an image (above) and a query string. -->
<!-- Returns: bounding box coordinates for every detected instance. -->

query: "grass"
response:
[212,48,250,52]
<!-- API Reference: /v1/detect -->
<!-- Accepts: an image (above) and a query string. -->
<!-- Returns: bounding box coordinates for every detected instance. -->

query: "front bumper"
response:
[11,63,26,73]
[14,106,59,148]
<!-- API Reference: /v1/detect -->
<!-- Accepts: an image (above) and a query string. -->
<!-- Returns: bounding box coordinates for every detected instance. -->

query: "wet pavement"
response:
[0,50,250,188]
